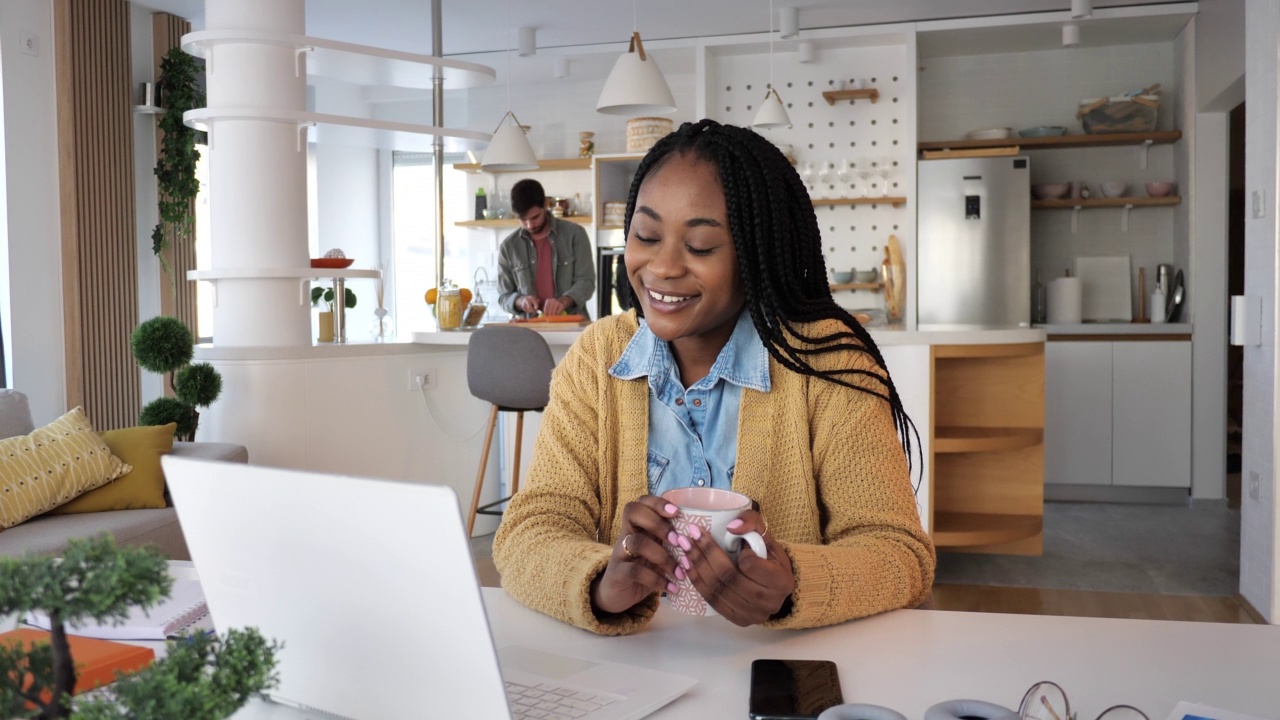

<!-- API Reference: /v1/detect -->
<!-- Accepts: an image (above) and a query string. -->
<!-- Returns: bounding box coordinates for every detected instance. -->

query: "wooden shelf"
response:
[933,342,1044,360]
[598,224,625,231]
[918,130,1181,153]
[813,197,907,208]
[822,88,879,105]
[455,216,593,229]
[1032,196,1182,210]
[829,282,882,292]
[933,513,1043,549]
[453,158,592,174]
[935,427,1043,454]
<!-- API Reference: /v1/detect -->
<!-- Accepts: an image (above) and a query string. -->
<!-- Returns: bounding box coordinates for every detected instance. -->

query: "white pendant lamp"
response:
[482,111,538,170]
[482,0,538,171]
[596,31,677,115]
[752,0,792,130]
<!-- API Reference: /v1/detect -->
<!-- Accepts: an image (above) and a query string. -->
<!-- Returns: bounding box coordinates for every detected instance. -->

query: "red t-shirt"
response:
[531,233,556,307]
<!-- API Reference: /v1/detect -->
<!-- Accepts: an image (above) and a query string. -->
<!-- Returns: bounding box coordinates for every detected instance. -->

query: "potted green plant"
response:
[131,316,222,442]
[0,535,279,720]
[310,286,357,343]
[151,47,205,265]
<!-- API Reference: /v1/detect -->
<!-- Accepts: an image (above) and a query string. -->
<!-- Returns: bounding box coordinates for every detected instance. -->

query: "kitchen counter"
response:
[1039,322,1192,339]
[413,324,1046,347]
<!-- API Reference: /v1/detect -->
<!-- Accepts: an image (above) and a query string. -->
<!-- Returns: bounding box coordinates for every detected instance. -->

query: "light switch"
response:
[1230,295,1262,346]
[1252,190,1266,219]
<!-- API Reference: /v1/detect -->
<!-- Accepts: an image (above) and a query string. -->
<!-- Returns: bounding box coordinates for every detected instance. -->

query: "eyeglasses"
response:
[1019,681,1150,720]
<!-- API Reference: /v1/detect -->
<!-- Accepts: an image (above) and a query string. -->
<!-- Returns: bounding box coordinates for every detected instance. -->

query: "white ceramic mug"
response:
[660,487,768,616]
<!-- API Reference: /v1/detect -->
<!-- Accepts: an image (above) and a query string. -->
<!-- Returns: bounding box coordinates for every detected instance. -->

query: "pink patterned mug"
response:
[660,487,768,617]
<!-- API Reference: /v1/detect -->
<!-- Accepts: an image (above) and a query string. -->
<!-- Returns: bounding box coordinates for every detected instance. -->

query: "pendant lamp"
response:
[596,31,676,116]
[482,111,537,171]
[482,0,538,171]
[752,0,791,129]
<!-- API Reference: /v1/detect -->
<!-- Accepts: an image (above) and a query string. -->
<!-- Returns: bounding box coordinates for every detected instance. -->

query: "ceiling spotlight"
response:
[797,41,815,64]
[518,26,536,57]
[1071,0,1093,19]
[554,57,569,79]
[779,6,799,39]
[1062,22,1080,47]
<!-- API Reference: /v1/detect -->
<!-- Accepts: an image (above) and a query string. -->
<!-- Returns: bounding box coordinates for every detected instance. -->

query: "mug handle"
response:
[723,530,768,559]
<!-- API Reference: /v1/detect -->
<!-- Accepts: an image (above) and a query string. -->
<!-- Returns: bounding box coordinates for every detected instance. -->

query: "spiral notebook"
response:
[25,578,211,640]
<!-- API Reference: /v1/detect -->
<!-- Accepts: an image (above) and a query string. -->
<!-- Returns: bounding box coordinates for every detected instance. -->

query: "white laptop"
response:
[162,456,696,720]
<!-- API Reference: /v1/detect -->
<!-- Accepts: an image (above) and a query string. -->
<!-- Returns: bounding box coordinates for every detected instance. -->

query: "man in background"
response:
[497,179,595,317]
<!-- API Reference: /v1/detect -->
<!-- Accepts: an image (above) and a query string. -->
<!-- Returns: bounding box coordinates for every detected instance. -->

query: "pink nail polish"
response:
[667,531,679,545]
[678,535,691,551]
[680,556,691,570]
[727,519,744,530]
[667,582,679,594]
[675,566,685,580]
[689,525,702,540]
[664,503,679,515]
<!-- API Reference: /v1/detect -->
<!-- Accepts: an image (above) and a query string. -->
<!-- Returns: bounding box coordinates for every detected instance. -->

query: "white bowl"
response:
[1099,181,1128,198]
[963,127,1014,140]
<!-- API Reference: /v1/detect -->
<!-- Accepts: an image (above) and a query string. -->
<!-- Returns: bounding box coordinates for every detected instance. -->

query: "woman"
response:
[492,120,934,634]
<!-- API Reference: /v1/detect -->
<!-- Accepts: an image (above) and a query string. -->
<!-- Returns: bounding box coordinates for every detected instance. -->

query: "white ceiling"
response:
[131,0,1188,56]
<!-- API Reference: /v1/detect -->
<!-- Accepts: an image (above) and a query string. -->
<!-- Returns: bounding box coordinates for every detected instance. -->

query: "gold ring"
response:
[760,518,769,537]
[622,533,636,558]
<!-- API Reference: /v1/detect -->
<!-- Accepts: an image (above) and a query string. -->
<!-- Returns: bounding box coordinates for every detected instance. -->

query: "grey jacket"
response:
[497,217,596,315]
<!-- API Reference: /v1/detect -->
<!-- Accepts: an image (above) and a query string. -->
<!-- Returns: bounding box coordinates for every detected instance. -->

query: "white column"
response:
[203,0,310,346]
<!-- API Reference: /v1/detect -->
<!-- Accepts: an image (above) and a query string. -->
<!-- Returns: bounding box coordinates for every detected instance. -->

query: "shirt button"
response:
[675,397,684,406]
[696,479,706,487]
[692,398,702,407]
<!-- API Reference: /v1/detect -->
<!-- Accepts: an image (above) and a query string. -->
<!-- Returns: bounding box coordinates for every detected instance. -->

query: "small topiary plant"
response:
[131,317,222,442]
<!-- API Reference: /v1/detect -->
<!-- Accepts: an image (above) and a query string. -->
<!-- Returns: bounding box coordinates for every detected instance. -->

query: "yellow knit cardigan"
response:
[492,311,935,635]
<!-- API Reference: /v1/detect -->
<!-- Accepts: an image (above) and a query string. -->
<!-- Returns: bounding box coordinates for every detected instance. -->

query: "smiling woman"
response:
[492,120,934,635]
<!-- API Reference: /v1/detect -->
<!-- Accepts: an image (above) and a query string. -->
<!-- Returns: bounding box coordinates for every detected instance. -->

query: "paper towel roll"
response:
[1048,277,1083,324]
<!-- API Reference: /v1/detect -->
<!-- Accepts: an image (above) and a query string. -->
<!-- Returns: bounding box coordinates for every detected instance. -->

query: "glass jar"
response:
[437,285,464,330]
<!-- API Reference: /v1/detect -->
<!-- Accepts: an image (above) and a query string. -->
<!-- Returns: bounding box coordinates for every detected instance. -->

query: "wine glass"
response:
[799,162,815,197]
[856,158,874,198]
[877,156,895,197]
[817,162,835,200]
[836,160,852,199]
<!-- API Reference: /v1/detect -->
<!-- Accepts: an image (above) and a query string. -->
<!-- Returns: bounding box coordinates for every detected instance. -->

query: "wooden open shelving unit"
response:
[822,88,880,105]
[453,158,593,174]
[917,130,1181,153]
[931,341,1045,556]
[455,215,593,229]
[1032,196,1182,210]
[829,282,882,292]
[813,197,907,208]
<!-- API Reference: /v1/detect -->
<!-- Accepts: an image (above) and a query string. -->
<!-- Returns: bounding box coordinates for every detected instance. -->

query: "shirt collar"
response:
[519,214,558,243]
[609,310,771,393]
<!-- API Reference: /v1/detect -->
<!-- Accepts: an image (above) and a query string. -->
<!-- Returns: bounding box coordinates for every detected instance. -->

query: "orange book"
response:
[0,628,154,697]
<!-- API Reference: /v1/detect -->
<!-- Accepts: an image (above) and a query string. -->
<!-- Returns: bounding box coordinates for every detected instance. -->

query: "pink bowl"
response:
[1145,181,1175,197]
[1031,183,1070,200]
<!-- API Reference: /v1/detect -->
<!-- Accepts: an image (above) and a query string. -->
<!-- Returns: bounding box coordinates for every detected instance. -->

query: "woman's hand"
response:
[679,510,794,626]
[591,496,681,615]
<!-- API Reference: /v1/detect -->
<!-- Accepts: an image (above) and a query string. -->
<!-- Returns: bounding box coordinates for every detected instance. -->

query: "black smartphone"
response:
[748,658,844,720]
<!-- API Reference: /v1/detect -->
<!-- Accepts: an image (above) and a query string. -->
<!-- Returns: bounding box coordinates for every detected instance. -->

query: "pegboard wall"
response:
[707,41,916,314]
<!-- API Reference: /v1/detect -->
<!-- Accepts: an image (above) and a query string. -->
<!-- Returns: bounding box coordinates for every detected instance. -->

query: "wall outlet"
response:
[19,32,37,57]
[1248,471,1262,502]
[408,368,438,391]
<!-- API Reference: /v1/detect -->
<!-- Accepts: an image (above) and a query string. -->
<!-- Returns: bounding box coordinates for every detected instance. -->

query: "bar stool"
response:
[466,326,556,536]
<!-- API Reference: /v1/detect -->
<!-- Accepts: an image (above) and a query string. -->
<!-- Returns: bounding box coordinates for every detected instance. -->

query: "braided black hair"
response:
[618,119,920,483]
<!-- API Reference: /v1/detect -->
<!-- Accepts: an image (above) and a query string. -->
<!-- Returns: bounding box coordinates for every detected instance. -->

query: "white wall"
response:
[0,0,65,423]
[1241,0,1278,621]
[1196,0,1246,111]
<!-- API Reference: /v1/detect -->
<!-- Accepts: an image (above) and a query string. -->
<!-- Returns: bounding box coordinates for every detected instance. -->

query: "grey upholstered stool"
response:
[465,326,556,536]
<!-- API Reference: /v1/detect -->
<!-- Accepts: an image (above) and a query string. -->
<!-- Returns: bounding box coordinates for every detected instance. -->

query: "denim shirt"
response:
[609,311,772,496]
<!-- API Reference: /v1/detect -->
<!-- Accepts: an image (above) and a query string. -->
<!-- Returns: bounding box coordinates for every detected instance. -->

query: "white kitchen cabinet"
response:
[1045,342,1113,486]
[1045,339,1191,489]
[1111,341,1192,487]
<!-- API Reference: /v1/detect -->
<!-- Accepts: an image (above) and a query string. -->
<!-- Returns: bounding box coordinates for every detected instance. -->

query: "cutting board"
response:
[483,316,591,330]
[1076,255,1132,322]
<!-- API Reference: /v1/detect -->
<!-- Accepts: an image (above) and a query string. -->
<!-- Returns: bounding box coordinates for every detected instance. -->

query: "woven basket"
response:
[626,117,673,153]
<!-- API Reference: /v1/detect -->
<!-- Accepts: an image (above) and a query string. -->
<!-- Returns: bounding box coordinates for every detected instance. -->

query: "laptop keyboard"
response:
[505,680,621,719]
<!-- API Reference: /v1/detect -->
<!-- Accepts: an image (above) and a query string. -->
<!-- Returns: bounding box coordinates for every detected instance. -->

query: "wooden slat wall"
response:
[153,14,198,331]
[54,0,140,430]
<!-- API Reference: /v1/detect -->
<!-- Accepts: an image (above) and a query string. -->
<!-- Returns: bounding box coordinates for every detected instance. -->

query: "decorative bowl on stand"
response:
[311,258,355,269]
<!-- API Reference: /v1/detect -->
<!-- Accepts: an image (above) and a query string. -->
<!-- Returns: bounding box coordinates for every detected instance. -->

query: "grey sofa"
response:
[0,389,247,560]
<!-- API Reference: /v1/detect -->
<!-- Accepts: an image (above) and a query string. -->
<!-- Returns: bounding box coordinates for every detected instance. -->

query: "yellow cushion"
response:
[48,423,176,515]
[0,407,132,530]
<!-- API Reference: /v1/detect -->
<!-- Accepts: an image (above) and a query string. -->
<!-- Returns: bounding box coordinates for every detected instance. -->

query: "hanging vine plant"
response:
[151,46,206,261]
